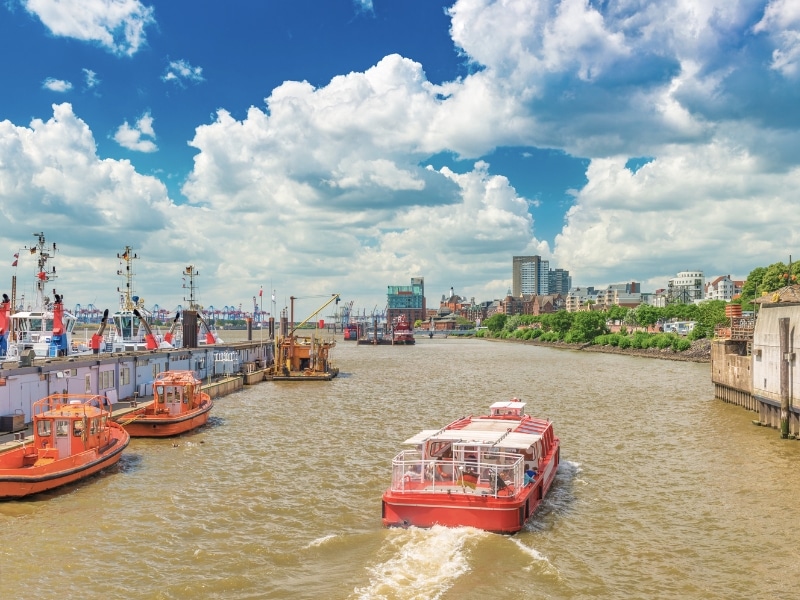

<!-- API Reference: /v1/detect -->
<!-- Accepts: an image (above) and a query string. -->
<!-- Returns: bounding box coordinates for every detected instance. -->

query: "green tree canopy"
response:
[570,311,608,342]
[483,313,507,333]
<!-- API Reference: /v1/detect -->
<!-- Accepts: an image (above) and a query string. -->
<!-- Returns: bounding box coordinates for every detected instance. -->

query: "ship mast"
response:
[116,246,139,311]
[183,265,200,311]
[27,232,57,311]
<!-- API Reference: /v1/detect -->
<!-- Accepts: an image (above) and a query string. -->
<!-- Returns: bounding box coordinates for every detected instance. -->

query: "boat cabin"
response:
[489,400,526,418]
[31,395,113,465]
[10,308,77,358]
[392,402,554,494]
[152,371,203,415]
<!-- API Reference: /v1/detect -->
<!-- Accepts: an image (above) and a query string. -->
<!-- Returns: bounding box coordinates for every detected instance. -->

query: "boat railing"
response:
[33,394,112,418]
[390,450,526,497]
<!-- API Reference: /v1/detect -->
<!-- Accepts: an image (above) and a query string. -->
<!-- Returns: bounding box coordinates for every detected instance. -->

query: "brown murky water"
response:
[0,336,796,599]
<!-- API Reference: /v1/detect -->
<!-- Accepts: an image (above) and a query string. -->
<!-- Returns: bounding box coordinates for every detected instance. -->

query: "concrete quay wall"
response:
[711,340,757,411]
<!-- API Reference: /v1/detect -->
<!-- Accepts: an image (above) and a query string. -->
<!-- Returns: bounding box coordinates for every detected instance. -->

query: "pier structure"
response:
[0,339,272,434]
[712,286,800,438]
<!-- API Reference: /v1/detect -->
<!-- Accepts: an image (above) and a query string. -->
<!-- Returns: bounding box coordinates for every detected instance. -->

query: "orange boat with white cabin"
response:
[381,399,560,534]
[121,370,212,437]
[0,394,129,499]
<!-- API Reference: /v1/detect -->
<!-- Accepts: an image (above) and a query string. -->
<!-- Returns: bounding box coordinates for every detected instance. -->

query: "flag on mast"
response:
[11,252,18,267]
[259,287,263,297]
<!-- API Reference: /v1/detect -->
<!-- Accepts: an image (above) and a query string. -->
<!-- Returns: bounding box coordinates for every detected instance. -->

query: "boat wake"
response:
[508,537,560,577]
[353,525,487,600]
[304,533,338,549]
[522,460,582,533]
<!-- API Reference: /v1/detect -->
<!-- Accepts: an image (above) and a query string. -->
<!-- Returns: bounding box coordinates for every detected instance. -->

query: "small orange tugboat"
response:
[382,399,560,534]
[0,394,129,499]
[121,370,213,437]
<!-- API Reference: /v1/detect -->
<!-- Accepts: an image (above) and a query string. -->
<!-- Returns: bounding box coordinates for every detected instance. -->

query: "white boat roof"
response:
[490,401,525,410]
[403,419,542,450]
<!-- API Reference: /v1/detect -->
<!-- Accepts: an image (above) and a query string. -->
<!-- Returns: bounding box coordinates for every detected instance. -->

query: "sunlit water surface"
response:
[1,336,797,599]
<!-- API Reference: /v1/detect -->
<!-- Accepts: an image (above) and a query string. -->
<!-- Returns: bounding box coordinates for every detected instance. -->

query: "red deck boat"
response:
[382,399,560,534]
[0,394,129,499]
[390,314,415,345]
[121,370,213,437]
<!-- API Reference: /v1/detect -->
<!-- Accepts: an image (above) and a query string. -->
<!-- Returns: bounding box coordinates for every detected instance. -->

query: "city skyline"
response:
[2,1,798,318]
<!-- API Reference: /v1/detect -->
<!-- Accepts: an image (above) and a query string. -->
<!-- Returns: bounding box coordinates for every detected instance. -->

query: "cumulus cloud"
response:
[42,77,72,92]
[0,103,172,233]
[162,59,205,86]
[23,0,155,56]
[113,112,157,152]
[6,0,800,310]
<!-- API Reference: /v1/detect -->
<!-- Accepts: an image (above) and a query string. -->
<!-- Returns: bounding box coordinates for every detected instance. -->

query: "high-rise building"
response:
[549,268,572,295]
[387,277,426,324]
[512,256,550,296]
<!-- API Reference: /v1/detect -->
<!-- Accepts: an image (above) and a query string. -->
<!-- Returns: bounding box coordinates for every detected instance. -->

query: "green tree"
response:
[569,311,608,342]
[739,266,766,305]
[549,310,575,336]
[634,303,660,327]
[483,313,507,333]
[605,305,627,322]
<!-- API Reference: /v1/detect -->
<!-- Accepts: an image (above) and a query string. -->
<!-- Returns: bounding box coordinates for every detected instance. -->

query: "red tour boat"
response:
[0,394,129,499]
[381,399,560,534]
[121,370,213,437]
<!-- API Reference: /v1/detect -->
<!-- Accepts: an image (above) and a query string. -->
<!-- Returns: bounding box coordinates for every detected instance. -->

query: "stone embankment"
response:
[485,337,712,363]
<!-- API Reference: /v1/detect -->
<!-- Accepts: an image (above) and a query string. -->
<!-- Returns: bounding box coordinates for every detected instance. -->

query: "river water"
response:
[0,336,797,599]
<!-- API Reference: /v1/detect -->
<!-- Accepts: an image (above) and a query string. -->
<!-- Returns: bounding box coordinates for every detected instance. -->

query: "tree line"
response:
[474,260,798,351]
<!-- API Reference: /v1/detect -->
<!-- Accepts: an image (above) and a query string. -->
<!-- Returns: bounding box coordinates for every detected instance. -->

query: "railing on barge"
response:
[389,450,530,497]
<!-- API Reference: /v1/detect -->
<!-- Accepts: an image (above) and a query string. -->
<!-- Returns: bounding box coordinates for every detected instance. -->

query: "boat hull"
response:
[0,429,129,499]
[123,402,213,437]
[270,367,339,381]
[383,444,559,534]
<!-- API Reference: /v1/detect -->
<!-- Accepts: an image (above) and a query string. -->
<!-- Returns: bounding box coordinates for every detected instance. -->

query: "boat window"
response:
[428,441,451,458]
[37,419,52,437]
[55,420,69,437]
[90,418,98,434]
[73,420,85,437]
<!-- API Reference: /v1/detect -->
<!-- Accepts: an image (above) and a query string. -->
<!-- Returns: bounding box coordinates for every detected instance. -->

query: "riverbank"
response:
[482,336,712,363]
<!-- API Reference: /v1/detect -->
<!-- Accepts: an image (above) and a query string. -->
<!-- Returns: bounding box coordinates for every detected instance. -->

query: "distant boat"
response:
[0,393,129,499]
[107,246,172,353]
[270,294,339,381]
[382,398,560,534]
[342,322,359,340]
[120,370,213,437]
[390,314,415,345]
[357,318,391,345]
[6,232,85,359]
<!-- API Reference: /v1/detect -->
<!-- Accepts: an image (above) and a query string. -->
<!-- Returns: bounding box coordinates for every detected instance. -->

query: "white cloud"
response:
[7,0,800,311]
[23,0,155,56]
[162,60,205,86]
[113,112,157,152]
[754,0,800,76]
[83,68,99,89]
[42,78,72,92]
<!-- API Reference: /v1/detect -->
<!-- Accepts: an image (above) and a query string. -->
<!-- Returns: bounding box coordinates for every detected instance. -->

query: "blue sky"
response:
[1,0,799,319]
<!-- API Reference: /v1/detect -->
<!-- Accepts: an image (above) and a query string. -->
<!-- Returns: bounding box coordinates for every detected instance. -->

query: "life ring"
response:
[435,463,452,481]
[403,474,412,483]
